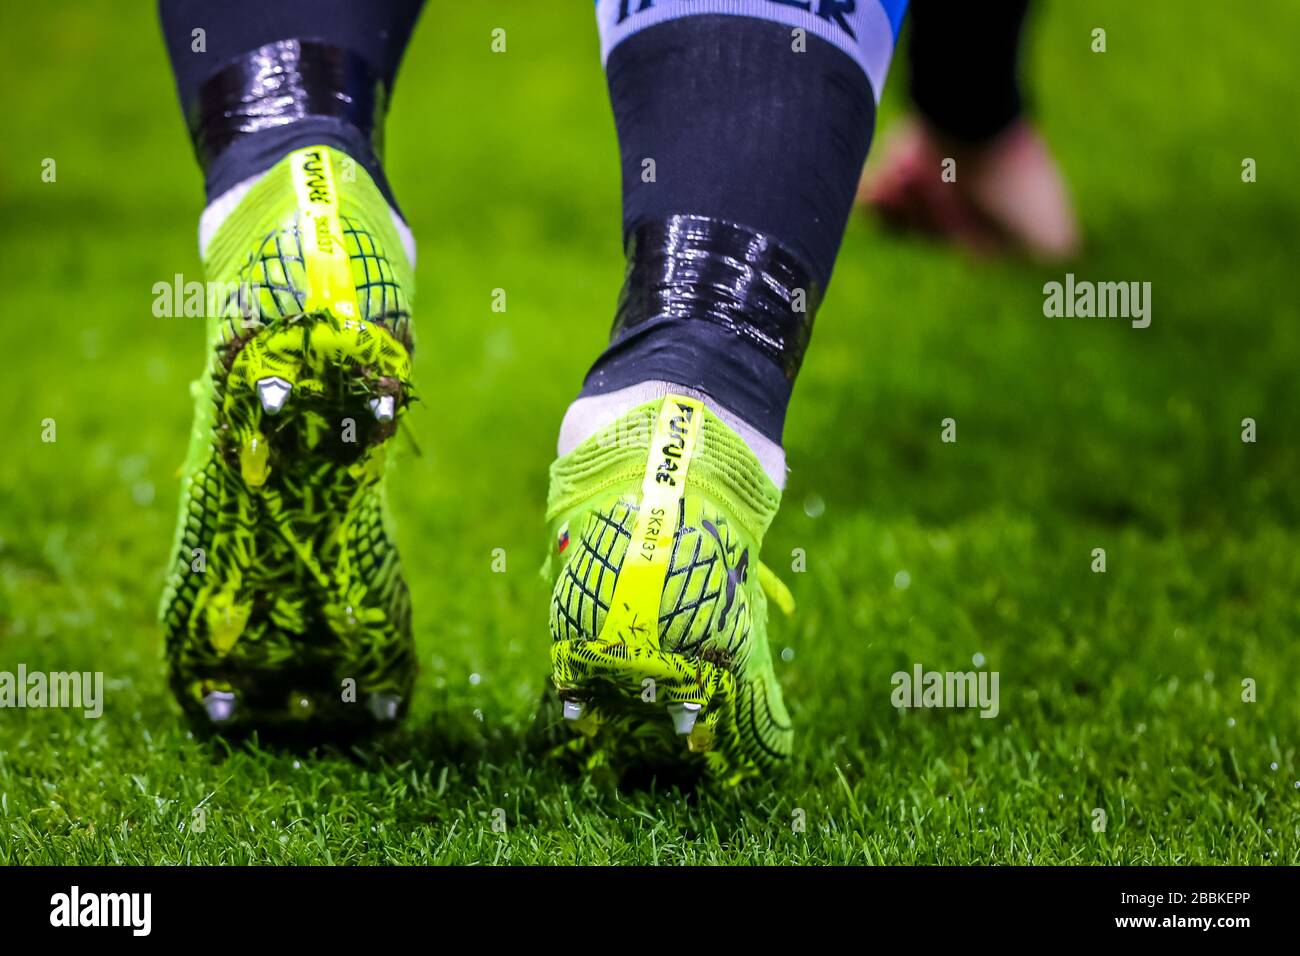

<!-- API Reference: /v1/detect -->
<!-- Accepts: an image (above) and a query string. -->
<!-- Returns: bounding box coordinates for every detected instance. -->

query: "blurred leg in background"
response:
[542,2,908,778]
[859,0,1080,260]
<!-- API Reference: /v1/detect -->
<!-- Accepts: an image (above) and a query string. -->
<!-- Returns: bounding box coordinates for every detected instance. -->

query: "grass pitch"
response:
[1,1,1298,864]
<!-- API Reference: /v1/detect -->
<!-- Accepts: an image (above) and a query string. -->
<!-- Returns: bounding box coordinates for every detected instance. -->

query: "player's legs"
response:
[157,1,425,733]
[543,1,907,781]
[860,0,1079,259]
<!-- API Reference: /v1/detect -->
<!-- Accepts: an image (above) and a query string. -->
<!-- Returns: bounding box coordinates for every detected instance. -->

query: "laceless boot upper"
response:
[546,395,794,779]
[160,146,417,733]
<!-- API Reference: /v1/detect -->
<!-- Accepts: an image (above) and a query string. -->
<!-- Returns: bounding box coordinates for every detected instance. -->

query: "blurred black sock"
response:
[159,0,424,206]
[908,0,1031,144]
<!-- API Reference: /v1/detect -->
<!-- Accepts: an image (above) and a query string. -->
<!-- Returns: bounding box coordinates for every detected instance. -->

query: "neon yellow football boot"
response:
[159,146,416,733]
[544,395,795,782]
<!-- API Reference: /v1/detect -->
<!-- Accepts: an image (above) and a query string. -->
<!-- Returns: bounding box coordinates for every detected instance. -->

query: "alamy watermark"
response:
[891,663,999,718]
[0,665,103,718]
[152,274,262,322]
[1043,273,1151,328]
[593,404,654,449]
[50,886,151,936]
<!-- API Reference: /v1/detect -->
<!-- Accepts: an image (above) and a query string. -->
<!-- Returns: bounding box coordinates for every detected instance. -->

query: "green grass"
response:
[1,1,1298,864]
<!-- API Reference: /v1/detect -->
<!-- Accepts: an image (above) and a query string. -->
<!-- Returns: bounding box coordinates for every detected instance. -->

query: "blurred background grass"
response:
[0,1,1297,863]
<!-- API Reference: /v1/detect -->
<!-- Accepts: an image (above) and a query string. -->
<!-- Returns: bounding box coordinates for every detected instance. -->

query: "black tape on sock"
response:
[613,215,820,381]
[581,215,820,442]
[190,39,385,173]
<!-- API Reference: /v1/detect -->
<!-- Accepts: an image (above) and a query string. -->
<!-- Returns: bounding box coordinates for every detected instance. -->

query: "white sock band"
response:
[558,381,787,489]
[196,169,417,268]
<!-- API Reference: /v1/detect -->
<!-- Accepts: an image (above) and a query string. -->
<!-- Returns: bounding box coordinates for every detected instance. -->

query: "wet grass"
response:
[1,1,1297,863]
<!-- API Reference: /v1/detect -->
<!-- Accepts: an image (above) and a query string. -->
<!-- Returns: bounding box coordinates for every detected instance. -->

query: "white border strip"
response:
[198,171,416,269]
[595,0,897,100]
[559,379,788,489]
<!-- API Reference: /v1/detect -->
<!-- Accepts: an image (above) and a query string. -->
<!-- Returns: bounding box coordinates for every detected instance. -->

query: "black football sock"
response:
[573,2,908,449]
[159,0,424,208]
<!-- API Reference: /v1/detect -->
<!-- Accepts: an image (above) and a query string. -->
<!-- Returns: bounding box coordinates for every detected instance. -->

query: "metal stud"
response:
[562,699,585,721]
[256,376,293,414]
[203,690,237,723]
[367,693,402,722]
[667,701,701,735]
